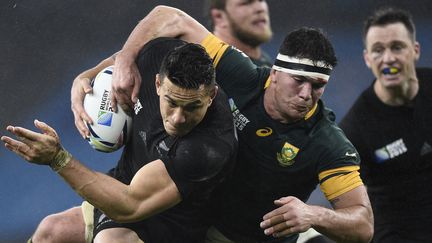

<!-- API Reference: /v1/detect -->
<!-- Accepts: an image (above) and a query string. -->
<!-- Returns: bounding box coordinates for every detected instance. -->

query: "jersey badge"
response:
[277,142,299,167]
[256,127,273,137]
[229,98,250,131]
[374,138,407,163]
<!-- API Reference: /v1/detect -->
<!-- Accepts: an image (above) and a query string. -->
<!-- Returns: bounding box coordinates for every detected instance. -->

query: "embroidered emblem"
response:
[256,127,273,137]
[277,142,299,167]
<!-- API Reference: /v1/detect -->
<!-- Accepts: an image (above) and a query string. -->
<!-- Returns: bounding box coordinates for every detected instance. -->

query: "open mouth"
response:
[252,18,267,27]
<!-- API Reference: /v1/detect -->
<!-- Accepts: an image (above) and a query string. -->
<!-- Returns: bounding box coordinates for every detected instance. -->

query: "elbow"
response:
[151,5,183,21]
[100,199,146,223]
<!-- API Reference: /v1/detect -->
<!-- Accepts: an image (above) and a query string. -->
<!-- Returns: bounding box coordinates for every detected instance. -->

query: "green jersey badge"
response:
[277,142,299,167]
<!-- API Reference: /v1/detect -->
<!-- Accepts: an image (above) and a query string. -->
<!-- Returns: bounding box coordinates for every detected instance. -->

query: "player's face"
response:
[224,0,272,47]
[156,76,214,137]
[270,70,327,123]
[364,22,420,90]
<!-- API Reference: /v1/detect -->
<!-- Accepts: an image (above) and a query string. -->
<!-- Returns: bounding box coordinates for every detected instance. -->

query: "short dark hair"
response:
[278,27,337,68]
[363,7,416,45]
[159,43,216,90]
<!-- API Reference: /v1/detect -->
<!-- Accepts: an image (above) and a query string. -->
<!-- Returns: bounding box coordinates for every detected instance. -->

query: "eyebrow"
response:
[292,75,327,84]
[164,95,204,106]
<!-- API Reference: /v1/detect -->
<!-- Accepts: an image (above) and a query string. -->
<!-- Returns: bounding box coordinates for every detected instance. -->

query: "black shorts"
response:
[82,201,202,243]
[82,201,153,242]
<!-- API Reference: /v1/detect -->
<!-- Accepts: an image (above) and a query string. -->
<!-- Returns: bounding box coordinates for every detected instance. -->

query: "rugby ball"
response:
[83,66,132,152]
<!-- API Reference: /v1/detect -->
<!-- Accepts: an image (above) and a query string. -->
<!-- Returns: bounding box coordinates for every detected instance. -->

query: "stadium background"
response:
[0,0,431,241]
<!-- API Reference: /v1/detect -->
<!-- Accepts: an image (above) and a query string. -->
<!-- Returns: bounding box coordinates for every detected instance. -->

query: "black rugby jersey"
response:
[107,38,237,243]
[202,34,362,241]
[340,68,432,242]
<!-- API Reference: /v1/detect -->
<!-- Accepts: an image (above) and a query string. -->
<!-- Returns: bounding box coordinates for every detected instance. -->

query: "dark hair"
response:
[208,0,226,10]
[363,7,416,45]
[278,27,337,68]
[159,43,216,90]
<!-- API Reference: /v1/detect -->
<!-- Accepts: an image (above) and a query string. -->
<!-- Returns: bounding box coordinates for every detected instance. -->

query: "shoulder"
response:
[172,133,237,181]
[310,105,360,167]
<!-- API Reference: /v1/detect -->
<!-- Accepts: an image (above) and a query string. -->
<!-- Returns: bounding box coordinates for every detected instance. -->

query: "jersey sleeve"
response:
[314,117,363,200]
[201,34,270,108]
[162,134,236,200]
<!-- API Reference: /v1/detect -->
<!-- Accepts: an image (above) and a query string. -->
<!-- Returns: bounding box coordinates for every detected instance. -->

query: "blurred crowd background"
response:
[1,0,431,241]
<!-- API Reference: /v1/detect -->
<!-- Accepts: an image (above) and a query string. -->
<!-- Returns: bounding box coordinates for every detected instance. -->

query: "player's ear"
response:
[208,86,218,107]
[414,41,421,61]
[363,49,372,68]
[155,74,161,96]
[270,69,278,83]
[211,9,227,28]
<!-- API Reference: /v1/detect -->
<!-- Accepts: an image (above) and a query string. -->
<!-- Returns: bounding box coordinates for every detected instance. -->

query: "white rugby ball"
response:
[83,66,132,152]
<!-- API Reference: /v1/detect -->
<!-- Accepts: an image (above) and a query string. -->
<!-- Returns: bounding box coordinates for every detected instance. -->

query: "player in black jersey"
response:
[2,40,237,243]
[340,7,432,243]
[76,6,372,243]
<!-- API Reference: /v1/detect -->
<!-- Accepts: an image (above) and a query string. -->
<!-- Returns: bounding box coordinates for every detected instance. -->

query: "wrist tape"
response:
[50,148,72,173]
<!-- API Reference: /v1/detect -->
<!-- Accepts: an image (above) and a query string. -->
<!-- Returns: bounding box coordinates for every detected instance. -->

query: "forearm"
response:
[311,204,373,242]
[76,56,115,80]
[118,5,209,63]
[58,158,141,222]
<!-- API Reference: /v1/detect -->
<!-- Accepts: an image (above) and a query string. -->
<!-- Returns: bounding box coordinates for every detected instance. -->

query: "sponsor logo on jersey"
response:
[277,142,299,167]
[134,98,143,115]
[229,98,250,131]
[256,127,273,137]
[345,151,357,158]
[374,138,407,163]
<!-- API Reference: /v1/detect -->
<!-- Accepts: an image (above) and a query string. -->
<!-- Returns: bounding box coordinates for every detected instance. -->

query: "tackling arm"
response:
[61,157,181,223]
[1,120,181,223]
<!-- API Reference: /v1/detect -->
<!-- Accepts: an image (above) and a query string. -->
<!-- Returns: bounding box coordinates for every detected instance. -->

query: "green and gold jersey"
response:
[202,34,362,241]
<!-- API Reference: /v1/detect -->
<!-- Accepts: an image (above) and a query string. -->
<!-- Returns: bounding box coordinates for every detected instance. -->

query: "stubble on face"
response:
[225,9,272,47]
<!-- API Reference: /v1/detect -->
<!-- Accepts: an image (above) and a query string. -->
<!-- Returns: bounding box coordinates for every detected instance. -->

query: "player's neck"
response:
[374,78,419,106]
[213,30,262,60]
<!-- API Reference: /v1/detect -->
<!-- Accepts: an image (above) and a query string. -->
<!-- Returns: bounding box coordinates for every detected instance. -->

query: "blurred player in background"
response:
[206,0,273,67]
[340,7,432,242]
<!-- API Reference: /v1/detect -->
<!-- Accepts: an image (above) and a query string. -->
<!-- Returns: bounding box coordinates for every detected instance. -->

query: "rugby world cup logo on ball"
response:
[83,66,132,152]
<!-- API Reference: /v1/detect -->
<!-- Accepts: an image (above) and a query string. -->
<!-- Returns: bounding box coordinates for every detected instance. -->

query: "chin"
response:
[381,78,403,88]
